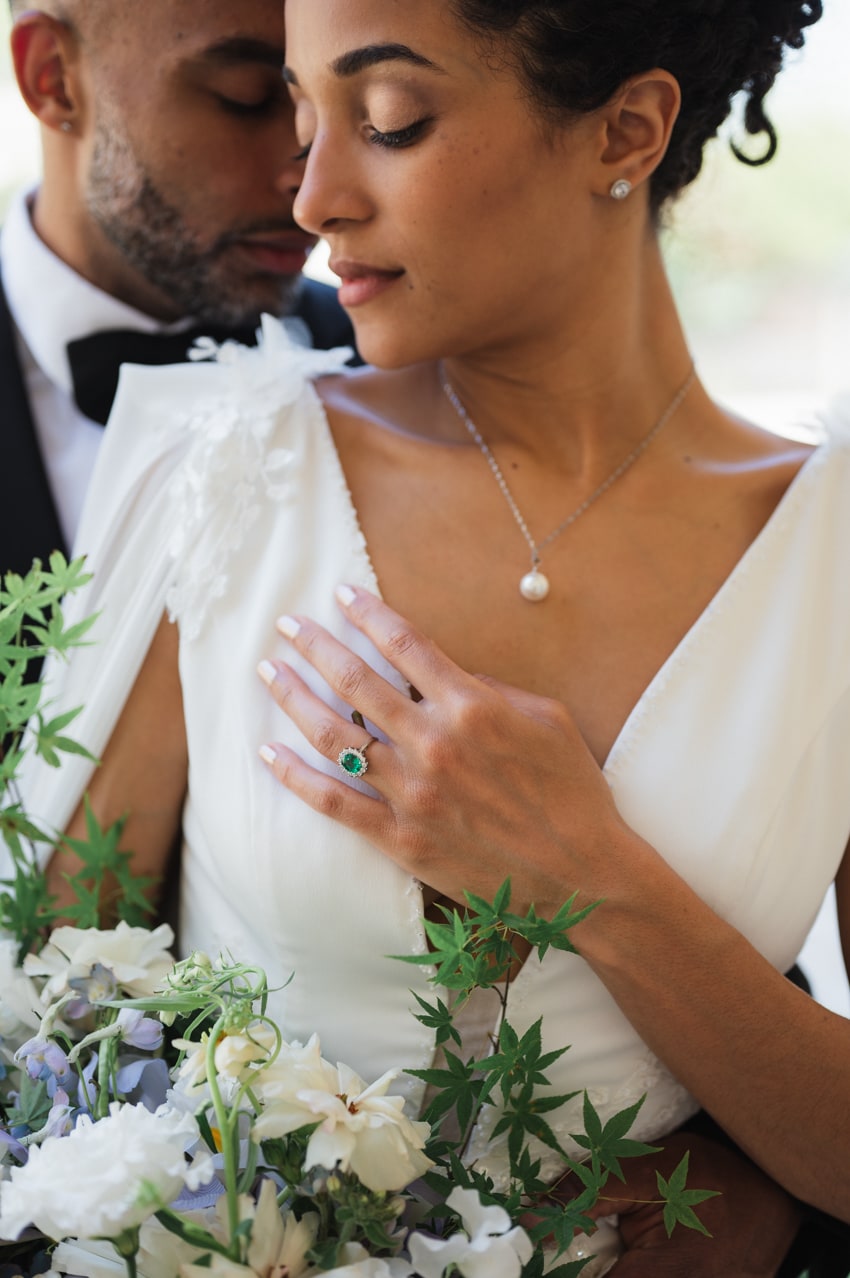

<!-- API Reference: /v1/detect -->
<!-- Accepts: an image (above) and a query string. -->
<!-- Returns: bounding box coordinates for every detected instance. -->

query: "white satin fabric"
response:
[17,321,850,1188]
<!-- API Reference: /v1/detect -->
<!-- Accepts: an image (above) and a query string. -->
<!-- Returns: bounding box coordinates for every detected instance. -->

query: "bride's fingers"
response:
[258,741,390,841]
[258,660,394,790]
[333,584,469,701]
[275,611,414,735]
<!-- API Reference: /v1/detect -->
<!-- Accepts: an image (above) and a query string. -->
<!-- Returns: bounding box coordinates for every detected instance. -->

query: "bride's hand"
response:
[258,585,652,916]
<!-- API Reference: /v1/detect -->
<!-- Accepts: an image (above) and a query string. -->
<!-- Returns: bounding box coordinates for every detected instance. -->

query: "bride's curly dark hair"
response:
[451,0,822,209]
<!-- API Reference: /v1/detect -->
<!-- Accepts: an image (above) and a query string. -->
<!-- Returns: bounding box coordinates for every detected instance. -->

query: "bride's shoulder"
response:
[109,314,354,435]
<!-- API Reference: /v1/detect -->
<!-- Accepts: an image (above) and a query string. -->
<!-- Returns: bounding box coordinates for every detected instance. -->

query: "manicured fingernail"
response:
[335,584,356,607]
[257,660,278,687]
[259,744,278,765]
[276,614,301,639]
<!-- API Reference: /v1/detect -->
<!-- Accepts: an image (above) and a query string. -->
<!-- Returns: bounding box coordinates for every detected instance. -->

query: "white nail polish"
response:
[335,584,356,607]
[257,660,277,687]
[259,744,278,765]
[276,614,301,639]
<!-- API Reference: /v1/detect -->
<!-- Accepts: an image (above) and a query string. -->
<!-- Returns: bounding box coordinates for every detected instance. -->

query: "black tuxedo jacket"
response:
[0,276,355,579]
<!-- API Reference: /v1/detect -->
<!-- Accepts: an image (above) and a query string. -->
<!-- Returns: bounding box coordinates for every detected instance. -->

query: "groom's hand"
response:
[594,1131,801,1276]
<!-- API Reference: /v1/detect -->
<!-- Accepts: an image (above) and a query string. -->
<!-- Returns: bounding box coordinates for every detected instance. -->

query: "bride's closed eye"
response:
[367,117,434,149]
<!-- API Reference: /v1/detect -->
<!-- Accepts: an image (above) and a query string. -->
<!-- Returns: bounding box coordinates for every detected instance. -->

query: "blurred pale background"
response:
[2,4,849,1012]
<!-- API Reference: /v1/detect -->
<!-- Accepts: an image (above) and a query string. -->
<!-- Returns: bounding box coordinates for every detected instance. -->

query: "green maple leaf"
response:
[571,1094,660,1181]
[657,1151,721,1237]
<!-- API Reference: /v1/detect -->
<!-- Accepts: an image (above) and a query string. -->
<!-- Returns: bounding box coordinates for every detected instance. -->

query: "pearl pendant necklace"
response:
[441,367,697,603]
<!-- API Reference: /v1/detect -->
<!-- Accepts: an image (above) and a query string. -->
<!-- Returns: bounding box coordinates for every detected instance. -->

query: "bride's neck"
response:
[438,263,692,475]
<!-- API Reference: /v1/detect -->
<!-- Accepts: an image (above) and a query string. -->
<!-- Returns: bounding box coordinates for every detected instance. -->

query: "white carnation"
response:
[0,1103,213,1243]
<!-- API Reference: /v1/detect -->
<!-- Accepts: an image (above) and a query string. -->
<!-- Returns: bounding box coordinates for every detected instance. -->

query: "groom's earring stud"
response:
[610,178,632,201]
[60,120,73,134]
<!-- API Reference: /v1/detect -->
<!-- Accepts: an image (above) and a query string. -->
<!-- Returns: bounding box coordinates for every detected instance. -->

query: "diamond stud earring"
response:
[60,121,72,133]
[610,179,632,201]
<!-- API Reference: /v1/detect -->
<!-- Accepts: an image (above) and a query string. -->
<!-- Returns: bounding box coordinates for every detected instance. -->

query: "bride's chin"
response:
[349,325,428,371]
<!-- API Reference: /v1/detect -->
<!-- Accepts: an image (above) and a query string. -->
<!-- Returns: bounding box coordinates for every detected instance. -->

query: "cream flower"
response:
[175,1025,280,1093]
[251,1034,339,1102]
[406,1188,533,1278]
[24,923,175,1004]
[180,1180,317,1278]
[0,1103,213,1243]
[253,1059,432,1194]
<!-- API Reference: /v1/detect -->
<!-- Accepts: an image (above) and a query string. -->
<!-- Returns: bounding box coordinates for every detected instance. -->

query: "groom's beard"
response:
[86,122,303,326]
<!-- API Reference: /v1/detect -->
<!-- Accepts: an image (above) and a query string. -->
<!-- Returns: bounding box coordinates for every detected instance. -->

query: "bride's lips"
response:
[233,233,317,276]
[330,259,405,307]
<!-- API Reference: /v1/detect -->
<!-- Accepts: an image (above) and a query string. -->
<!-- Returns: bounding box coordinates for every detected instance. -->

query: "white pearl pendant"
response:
[519,570,550,602]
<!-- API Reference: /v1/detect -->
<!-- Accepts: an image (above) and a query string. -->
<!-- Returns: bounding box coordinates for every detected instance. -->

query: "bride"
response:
[21,0,849,1263]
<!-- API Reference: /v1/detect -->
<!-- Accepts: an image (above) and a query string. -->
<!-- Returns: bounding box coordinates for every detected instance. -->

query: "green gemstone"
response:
[339,749,366,777]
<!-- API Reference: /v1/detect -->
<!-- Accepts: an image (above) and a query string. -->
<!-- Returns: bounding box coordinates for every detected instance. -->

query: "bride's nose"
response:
[293,133,375,236]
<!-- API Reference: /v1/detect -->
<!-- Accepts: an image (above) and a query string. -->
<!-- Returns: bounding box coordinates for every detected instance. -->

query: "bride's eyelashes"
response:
[367,117,435,149]
[294,117,435,159]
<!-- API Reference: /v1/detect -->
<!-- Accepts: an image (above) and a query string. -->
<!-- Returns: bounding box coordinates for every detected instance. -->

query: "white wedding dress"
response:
[17,322,850,1200]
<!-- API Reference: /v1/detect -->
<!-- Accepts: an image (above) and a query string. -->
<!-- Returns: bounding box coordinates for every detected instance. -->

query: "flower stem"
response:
[205,1022,241,1257]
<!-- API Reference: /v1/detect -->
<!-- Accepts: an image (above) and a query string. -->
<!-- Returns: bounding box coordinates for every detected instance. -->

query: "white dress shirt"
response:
[0,189,183,548]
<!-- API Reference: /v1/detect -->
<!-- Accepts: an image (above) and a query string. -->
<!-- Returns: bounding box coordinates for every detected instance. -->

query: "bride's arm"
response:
[46,613,188,916]
[258,586,850,1222]
[572,835,850,1222]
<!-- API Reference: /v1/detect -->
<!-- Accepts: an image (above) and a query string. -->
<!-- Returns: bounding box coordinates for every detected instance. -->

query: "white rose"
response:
[253,1059,432,1193]
[407,1187,533,1278]
[0,1102,213,1243]
[24,923,175,1003]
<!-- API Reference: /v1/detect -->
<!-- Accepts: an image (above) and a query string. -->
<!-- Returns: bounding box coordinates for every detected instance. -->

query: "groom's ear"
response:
[10,10,84,135]
[591,70,682,198]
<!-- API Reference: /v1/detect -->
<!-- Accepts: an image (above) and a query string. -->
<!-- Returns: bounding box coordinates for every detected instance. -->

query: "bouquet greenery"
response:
[0,559,714,1278]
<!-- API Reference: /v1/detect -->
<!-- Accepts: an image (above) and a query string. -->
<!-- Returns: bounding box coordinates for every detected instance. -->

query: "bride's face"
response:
[285,0,608,369]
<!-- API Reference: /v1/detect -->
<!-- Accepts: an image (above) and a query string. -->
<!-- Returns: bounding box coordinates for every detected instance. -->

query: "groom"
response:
[1,0,353,579]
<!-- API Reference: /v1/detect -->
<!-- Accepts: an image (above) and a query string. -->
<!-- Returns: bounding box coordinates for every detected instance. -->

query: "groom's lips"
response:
[232,232,317,276]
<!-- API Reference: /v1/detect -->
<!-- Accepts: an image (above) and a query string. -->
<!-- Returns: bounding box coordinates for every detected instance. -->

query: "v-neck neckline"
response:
[311,379,828,777]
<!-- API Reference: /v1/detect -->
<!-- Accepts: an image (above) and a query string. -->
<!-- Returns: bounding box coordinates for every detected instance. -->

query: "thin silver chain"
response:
[441,366,697,571]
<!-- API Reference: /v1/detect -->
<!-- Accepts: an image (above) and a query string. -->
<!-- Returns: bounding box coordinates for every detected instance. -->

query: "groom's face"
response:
[75,0,317,323]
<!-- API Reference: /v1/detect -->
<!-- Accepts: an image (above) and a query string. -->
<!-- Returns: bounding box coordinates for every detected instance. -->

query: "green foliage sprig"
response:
[399,881,718,1269]
[0,555,154,960]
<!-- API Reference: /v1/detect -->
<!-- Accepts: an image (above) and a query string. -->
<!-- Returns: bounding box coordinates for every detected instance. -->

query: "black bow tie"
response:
[66,322,258,426]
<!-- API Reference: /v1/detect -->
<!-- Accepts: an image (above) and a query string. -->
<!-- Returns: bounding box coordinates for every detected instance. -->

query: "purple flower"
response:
[116,1009,163,1052]
[41,1088,74,1140]
[15,1038,74,1092]
[66,962,119,1019]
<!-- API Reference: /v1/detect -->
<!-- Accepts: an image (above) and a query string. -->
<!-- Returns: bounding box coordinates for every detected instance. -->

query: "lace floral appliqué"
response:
[164,316,352,641]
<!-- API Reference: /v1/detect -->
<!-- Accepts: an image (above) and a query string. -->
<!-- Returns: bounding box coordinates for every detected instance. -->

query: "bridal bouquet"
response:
[0,559,713,1278]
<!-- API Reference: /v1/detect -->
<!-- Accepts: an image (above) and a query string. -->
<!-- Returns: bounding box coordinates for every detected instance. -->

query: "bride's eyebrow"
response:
[283,43,447,86]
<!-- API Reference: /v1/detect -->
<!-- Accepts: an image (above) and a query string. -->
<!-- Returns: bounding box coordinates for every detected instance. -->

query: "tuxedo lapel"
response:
[0,278,67,578]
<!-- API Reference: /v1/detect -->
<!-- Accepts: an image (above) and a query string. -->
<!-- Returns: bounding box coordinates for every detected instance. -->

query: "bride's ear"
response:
[592,70,681,198]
